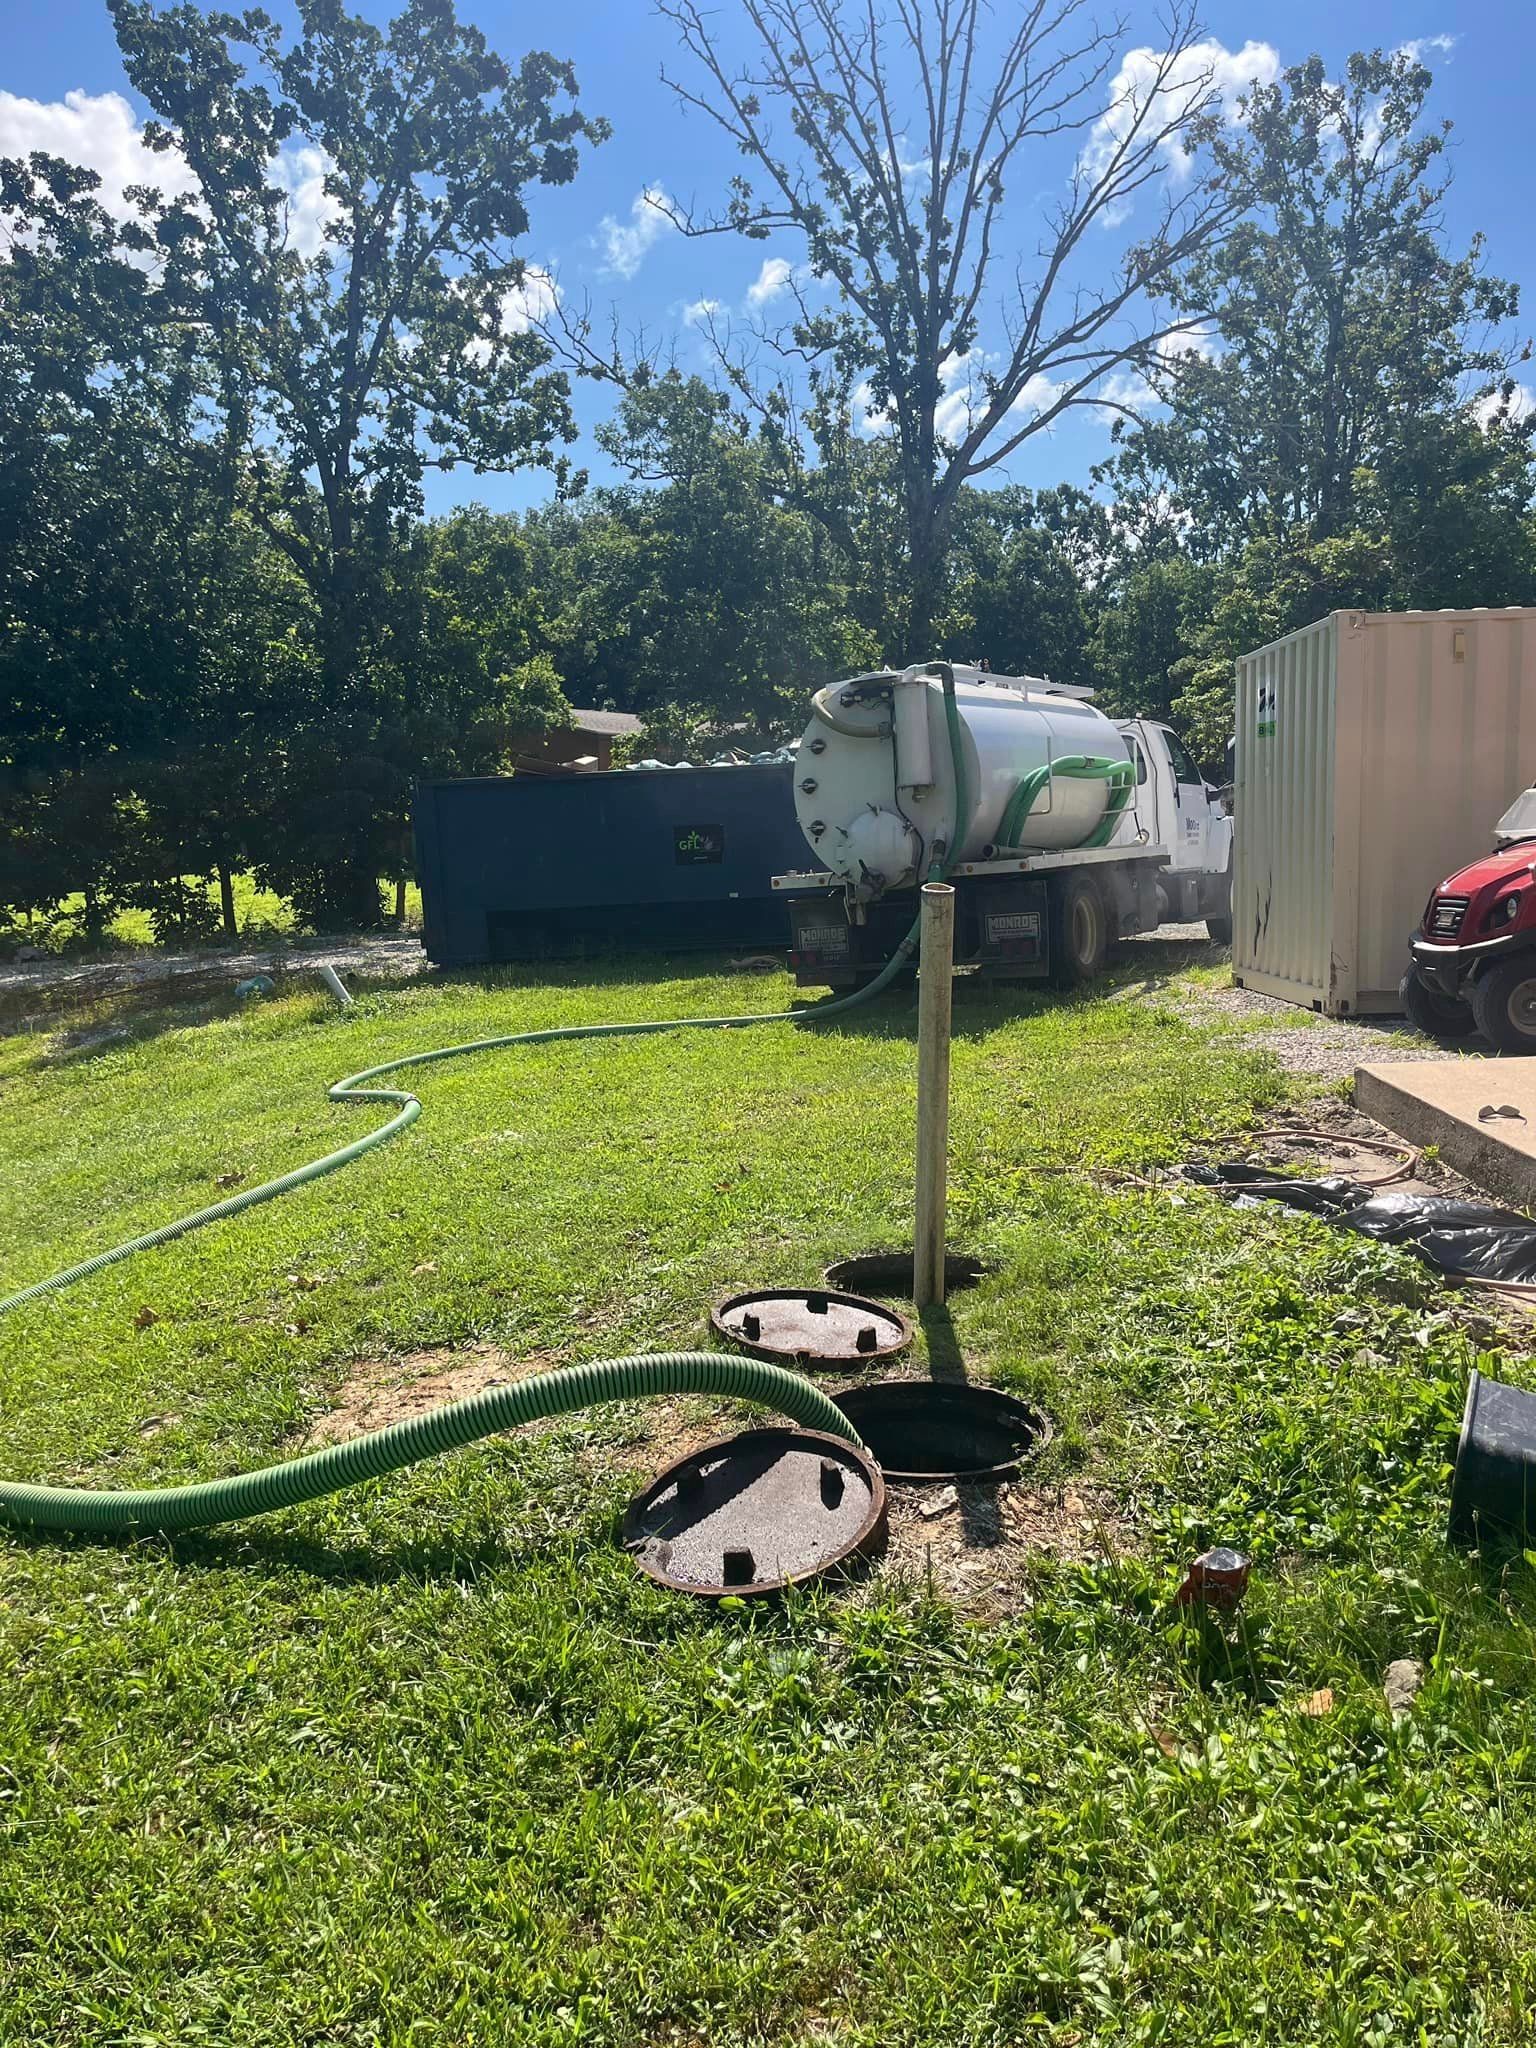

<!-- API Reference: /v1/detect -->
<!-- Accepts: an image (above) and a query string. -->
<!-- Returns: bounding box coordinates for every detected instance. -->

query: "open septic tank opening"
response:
[832,1381,1050,1485]
[823,1250,991,1297]
[623,1427,888,1598]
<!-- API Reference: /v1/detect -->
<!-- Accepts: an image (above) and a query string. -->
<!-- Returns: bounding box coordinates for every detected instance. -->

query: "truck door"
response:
[1156,725,1211,874]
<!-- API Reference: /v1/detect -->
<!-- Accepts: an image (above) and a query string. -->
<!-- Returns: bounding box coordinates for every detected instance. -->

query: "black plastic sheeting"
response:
[1185,1164,1536,1285]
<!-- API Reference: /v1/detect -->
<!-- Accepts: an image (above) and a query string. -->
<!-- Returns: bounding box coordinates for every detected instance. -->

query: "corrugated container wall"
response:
[1234,610,1536,1014]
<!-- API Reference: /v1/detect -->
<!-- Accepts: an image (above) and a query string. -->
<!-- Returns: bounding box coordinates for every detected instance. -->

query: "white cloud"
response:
[932,350,988,440]
[683,295,722,326]
[1012,371,1066,419]
[852,379,893,438]
[0,88,199,215]
[269,142,338,258]
[0,88,338,260]
[1476,382,1536,428]
[462,265,559,362]
[500,264,559,333]
[746,256,793,307]
[1396,35,1456,65]
[1082,38,1279,214]
[599,185,673,280]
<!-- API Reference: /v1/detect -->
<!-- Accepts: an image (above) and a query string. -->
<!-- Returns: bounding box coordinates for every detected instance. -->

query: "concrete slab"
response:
[1356,1060,1536,1209]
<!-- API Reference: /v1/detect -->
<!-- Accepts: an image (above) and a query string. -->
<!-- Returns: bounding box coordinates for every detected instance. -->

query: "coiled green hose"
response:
[0,678,977,1539]
[993,753,1135,856]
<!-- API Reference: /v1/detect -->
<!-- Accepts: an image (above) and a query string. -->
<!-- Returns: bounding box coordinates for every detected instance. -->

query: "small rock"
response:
[919,1486,959,1519]
[1383,1657,1425,1721]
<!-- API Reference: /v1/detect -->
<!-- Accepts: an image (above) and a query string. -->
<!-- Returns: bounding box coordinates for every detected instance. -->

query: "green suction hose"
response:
[0,1354,859,1534]
[993,753,1134,856]
[0,669,977,1539]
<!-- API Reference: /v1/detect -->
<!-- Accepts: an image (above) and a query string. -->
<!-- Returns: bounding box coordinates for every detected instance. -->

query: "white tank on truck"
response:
[794,663,1137,901]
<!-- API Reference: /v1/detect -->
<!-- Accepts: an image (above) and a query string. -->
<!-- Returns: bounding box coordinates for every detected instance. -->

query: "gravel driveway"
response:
[0,932,428,1021]
[1120,924,1456,1087]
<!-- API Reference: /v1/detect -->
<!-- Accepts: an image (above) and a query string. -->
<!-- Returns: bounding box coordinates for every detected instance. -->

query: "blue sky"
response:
[4,0,1532,519]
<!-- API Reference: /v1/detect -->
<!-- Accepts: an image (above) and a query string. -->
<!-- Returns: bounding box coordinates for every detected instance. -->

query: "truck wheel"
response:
[1400,966,1477,1045]
[1206,912,1233,947]
[1471,959,1536,1054]
[1049,871,1108,988]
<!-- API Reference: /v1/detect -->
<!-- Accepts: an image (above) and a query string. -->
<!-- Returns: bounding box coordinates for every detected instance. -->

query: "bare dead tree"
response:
[652,0,1244,649]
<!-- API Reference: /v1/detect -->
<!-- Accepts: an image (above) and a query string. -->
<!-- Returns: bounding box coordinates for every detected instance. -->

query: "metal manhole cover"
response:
[712,1287,912,1365]
[623,1427,888,1598]
[831,1381,1051,1484]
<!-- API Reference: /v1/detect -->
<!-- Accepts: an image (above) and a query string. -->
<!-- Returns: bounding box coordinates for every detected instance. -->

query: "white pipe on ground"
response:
[318,963,354,1009]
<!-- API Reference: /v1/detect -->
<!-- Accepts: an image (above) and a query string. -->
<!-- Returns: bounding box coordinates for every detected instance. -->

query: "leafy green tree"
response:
[255,508,567,929]
[110,0,605,923]
[1091,554,1218,727]
[941,485,1112,685]
[648,0,1237,650]
[0,152,282,940]
[1105,48,1525,550]
[529,373,878,749]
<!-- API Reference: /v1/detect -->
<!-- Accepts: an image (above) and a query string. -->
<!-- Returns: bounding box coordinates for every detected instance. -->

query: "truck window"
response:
[1162,729,1202,785]
[1126,738,1148,785]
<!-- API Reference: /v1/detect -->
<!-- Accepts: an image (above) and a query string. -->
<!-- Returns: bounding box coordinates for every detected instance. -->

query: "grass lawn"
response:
[2,949,1533,2045]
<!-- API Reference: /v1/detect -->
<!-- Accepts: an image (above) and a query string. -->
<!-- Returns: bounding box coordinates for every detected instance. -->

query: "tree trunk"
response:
[393,875,407,926]
[82,883,106,948]
[217,863,238,940]
[905,507,948,661]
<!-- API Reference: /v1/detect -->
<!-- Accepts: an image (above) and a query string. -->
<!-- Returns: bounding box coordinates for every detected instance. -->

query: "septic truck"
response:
[773,661,1232,989]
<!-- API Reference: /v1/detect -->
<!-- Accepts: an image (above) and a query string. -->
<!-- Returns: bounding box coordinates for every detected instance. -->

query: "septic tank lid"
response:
[712,1287,912,1365]
[623,1427,888,1598]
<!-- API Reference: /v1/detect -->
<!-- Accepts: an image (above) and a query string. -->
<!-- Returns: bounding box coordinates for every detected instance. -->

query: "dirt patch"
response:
[592,1396,751,1479]
[873,1477,1128,1618]
[299,1341,563,1448]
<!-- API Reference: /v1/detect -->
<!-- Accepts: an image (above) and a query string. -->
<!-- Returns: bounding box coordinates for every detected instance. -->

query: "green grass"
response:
[2,953,1534,2045]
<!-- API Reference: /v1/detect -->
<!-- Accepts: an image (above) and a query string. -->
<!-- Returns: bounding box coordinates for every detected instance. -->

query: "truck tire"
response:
[1049,871,1109,988]
[1400,966,1477,1045]
[1206,912,1233,947]
[1471,958,1536,1054]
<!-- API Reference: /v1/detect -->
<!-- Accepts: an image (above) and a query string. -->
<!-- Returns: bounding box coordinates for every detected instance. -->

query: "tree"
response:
[110,0,605,922]
[1103,48,1526,551]
[942,485,1101,683]
[651,0,1239,648]
[1090,553,1216,726]
[528,373,878,749]
[0,151,279,940]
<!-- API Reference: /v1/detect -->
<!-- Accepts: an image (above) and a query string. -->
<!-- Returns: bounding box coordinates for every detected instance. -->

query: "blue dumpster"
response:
[413,764,806,965]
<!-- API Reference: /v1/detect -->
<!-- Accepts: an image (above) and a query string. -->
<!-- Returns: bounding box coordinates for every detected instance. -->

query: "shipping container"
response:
[1233,609,1536,1014]
[413,763,806,966]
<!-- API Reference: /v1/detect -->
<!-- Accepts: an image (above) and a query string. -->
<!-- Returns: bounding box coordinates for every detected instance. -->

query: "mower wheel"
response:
[1472,958,1536,1055]
[1400,966,1478,1046]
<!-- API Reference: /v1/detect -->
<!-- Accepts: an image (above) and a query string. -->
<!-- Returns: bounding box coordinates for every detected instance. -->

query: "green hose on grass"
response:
[0,671,973,1537]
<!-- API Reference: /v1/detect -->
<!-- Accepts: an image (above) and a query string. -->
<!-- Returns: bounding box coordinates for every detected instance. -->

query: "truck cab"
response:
[1119,720,1234,931]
